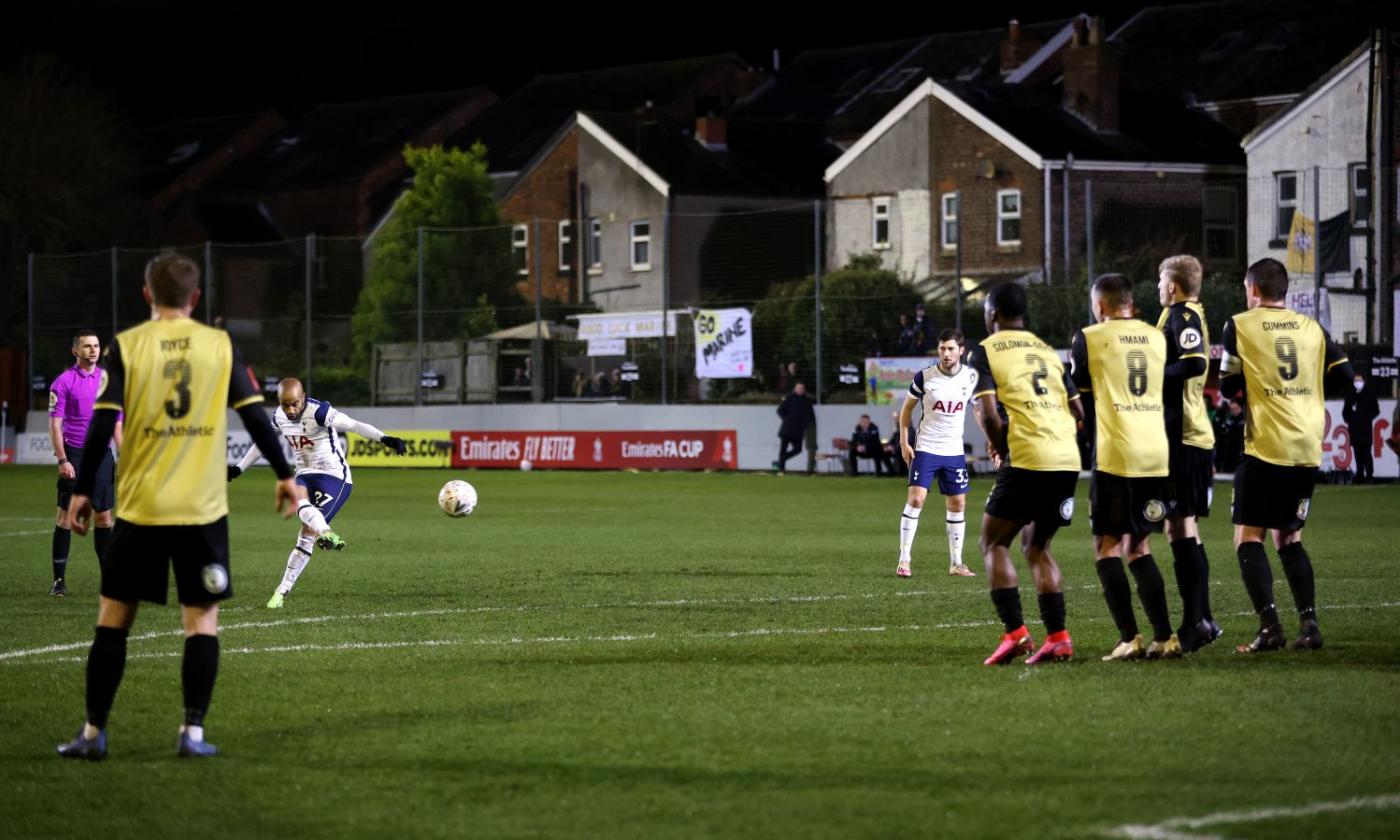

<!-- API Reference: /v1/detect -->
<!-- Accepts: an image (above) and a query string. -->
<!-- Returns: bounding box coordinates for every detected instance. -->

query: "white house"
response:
[1241,42,1379,343]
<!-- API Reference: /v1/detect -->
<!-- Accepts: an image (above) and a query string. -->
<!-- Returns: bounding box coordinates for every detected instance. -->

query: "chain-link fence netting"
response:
[28,179,1390,407]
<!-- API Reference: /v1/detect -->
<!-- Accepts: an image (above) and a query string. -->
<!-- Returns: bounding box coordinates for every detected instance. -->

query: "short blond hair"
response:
[1158,255,1202,297]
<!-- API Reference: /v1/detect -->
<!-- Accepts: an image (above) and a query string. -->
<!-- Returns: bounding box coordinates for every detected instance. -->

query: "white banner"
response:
[574,310,681,340]
[587,338,627,357]
[693,308,753,378]
[1286,288,1331,332]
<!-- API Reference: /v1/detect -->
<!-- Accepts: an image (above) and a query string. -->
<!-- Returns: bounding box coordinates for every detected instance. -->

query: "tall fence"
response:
[27,175,1393,409]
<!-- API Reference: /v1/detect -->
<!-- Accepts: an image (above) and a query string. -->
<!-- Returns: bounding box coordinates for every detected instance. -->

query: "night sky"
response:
[6,1,1186,125]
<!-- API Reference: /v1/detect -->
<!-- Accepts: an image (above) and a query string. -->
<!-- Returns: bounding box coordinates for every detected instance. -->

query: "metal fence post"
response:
[533,218,543,403]
[1062,153,1073,281]
[204,241,214,325]
[1085,179,1096,325]
[661,209,670,405]
[1314,165,1323,307]
[305,233,315,394]
[954,190,963,332]
[814,199,823,404]
[416,227,425,407]
[27,253,35,398]
[110,247,119,338]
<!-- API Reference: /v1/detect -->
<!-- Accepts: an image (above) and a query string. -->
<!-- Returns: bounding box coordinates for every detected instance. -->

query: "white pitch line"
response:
[0,530,54,538]
[1104,793,1400,839]
[0,589,949,662]
[5,597,1399,666]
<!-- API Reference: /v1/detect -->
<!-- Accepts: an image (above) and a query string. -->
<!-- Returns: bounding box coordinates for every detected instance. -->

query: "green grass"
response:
[2,465,1398,839]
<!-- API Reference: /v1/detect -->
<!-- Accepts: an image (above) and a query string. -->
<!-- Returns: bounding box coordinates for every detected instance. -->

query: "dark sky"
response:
[7,1,1214,125]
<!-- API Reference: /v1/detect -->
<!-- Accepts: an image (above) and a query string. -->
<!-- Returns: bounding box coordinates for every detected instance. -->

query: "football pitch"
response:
[2,466,1398,839]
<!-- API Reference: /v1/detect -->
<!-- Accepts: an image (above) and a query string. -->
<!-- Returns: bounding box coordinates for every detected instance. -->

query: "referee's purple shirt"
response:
[49,364,121,450]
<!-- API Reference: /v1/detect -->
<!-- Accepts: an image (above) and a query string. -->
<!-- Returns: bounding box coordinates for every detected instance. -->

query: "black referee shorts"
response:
[57,448,116,513]
[101,517,232,606]
[1231,455,1317,532]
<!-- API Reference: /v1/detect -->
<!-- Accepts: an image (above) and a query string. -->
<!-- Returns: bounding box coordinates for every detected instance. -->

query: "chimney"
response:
[1062,15,1119,133]
[999,18,1043,75]
[695,115,727,151]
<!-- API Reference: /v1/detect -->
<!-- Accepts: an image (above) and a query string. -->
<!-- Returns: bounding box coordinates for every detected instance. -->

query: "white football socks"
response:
[946,512,966,569]
[899,504,922,562]
[297,501,331,534]
[278,534,316,595]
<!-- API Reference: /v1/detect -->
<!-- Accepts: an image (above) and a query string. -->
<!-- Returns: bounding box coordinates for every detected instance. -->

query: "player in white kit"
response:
[228,378,406,607]
[897,329,979,578]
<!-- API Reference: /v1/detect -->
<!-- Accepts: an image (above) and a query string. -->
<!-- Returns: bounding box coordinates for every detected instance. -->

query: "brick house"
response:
[499,110,829,310]
[825,16,1247,298]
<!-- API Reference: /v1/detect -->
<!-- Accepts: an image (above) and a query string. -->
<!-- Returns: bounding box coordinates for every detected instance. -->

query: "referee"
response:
[48,329,123,597]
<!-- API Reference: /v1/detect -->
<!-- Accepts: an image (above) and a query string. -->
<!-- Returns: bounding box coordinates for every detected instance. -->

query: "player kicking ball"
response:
[896,329,978,579]
[228,378,407,607]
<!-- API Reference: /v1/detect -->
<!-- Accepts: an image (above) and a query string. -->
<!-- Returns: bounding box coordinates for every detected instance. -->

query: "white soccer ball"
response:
[438,480,477,517]
[519,459,533,472]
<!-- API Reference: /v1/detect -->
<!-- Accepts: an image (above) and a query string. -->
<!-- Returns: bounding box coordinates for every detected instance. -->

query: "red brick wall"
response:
[500,127,579,304]
[930,99,1045,281]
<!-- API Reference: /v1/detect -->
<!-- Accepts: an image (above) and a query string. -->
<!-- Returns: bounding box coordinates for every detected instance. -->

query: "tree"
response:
[351,143,514,362]
[0,56,137,347]
[754,255,921,398]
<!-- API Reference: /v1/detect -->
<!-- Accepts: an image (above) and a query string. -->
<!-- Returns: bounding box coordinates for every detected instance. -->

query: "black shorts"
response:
[57,448,116,512]
[101,517,232,606]
[1090,471,1169,537]
[1166,444,1214,520]
[984,467,1079,539]
[1231,455,1317,532]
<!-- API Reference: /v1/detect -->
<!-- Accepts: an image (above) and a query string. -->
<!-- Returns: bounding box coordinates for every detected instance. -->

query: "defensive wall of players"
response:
[18,399,1399,475]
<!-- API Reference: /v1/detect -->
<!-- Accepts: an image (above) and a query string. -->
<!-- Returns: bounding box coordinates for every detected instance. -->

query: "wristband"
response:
[57,458,69,465]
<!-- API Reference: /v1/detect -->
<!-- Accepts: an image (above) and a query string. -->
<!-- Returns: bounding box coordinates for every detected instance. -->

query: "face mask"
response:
[1355,381,1365,392]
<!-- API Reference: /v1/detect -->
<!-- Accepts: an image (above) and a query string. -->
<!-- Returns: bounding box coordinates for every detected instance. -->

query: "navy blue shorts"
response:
[297,474,353,522]
[58,448,115,513]
[908,452,970,496]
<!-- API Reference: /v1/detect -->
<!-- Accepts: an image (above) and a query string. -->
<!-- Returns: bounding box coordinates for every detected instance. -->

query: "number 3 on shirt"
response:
[163,360,192,419]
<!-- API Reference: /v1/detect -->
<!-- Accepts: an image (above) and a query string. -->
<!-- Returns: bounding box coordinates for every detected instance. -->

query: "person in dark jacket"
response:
[848,414,893,476]
[1343,374,1381,483]
[775,383,816,473]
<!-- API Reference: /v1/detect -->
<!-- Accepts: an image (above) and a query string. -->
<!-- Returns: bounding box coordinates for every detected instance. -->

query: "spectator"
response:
[1216,398,1245,472]
[896,314,917,355]
[572,371,588,398]
[775,382,815,473]
[1342,373,1381,483]
[912,302,933,355]
[591,371,611,397]
[775,361,797,394]
[848,414,894,476]
[884,409,911,476]
[610,368,630,399]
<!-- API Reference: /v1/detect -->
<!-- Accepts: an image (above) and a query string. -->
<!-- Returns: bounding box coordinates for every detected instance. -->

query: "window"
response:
[1274,171,1298,239]
[996,189,1021,246]
[588,218,603,272]
[940,192,958,250]
[1202,185,1239,264]
[558,220,574,272]
[512,224,529,276]
[1350,163,1370,227]
[630,220,651,270]
[872,197,892,249]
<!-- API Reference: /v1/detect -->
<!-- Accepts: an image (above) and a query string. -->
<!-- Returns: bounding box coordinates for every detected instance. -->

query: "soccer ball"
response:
[438,480,477,517]
[519,459,533,472]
